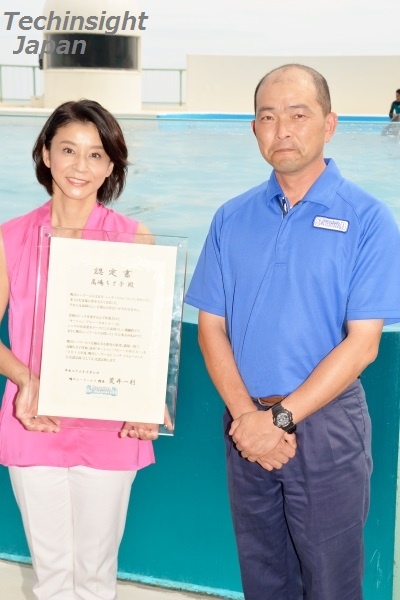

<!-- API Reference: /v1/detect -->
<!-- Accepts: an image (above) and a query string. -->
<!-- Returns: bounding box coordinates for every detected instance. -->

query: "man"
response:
[185,64,400,600]
[389,88,400,119]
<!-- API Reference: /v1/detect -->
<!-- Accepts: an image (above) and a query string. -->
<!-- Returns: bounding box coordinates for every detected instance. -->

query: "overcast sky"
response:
[0,0,399,68]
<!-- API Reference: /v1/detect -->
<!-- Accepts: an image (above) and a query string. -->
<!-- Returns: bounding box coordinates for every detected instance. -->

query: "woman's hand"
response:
[163,404,174,431]
[15,373,60,433]
[120,405,174,439]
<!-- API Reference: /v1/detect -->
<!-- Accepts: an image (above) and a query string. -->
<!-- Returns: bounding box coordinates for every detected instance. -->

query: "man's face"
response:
[251,68,337,178]
[396,92,400,102]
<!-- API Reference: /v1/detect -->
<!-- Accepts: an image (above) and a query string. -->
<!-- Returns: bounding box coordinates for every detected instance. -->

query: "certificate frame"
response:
[29,226,187,436]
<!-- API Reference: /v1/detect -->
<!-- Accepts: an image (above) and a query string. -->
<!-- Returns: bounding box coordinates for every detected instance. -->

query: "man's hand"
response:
[230,410,296,461]
[256,433,297,471]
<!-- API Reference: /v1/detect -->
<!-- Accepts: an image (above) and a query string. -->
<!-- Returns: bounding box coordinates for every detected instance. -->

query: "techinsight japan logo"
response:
[3,10,150,56]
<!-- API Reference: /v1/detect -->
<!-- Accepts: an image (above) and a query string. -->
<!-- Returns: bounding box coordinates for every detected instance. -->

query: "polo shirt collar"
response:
[266,158,342,209]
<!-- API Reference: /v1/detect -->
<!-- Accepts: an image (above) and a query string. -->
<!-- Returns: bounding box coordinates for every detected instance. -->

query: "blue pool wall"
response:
[156,113,391,122]
[1,319,400,600]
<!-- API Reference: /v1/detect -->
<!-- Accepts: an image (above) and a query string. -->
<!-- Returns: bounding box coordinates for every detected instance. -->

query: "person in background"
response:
[389,88,400,119]
[185,64,400,600]
[0,99,172,600]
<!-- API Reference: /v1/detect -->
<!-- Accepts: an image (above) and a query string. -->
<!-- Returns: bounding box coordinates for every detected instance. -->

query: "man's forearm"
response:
[198,311,256,419]
[282,319,383,424]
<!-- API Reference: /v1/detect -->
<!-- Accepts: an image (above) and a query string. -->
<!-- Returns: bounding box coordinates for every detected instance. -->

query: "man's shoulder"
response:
[330,176,399,244]
[337,176,394,222]
[214,180,269,222]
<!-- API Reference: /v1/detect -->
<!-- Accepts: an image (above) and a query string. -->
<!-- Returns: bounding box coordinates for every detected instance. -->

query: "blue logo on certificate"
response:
[85,385,118,396]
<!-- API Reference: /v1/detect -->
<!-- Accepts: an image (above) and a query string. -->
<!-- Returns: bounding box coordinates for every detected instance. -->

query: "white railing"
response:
[0,64,186,106]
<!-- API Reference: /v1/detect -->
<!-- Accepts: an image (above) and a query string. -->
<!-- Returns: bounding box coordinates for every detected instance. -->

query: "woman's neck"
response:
[50,198,97,229]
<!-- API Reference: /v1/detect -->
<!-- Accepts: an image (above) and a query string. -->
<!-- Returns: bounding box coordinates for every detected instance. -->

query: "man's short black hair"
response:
[254,64,331,116]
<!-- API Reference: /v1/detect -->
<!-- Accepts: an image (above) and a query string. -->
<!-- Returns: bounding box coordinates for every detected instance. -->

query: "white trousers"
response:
[9,465,136,600]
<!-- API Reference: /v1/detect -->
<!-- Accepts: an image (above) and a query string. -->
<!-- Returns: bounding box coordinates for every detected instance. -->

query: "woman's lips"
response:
[67,177,88,186]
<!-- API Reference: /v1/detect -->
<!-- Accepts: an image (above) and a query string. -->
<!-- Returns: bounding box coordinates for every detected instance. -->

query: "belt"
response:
[253,394,287,407]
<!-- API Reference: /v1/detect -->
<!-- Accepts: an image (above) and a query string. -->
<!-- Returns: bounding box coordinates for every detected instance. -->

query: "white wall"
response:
[43,70,142,113]
[187,55,400,115]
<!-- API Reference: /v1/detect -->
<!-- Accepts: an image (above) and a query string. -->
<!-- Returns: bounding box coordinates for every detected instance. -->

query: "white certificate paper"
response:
[38,237,177,423]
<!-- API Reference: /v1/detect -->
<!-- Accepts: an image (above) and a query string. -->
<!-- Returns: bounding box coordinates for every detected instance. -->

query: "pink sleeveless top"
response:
[0,201,155,470]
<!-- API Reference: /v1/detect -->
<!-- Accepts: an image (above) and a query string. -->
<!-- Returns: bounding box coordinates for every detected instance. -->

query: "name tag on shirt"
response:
[313,216,349,233]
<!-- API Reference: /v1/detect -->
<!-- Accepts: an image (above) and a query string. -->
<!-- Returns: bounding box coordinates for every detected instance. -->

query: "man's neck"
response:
[275,159,327,206]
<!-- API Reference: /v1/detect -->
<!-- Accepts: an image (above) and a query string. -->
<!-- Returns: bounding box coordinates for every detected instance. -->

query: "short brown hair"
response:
[32,99,128,204]
[254,64,332,116]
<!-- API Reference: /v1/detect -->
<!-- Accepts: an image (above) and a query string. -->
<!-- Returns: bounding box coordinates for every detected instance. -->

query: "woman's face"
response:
[42,121,114,206]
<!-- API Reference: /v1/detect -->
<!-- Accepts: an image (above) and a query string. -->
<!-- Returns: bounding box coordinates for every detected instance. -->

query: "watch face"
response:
[276,412,290,427]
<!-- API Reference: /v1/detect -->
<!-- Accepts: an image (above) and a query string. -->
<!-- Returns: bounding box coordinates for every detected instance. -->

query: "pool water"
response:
[1,116,400,322]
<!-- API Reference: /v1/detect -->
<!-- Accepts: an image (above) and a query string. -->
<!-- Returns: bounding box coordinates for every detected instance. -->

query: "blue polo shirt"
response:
[185,159,400,396]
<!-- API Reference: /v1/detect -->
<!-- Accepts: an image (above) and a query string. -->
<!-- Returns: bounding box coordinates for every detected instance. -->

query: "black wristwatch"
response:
[271,403,296,434]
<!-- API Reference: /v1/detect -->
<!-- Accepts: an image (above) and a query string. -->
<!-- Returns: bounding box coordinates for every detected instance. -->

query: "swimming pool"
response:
[1,115,400,322]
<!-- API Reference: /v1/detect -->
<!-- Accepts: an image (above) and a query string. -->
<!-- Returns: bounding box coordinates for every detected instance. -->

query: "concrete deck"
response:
[0,560,225,600]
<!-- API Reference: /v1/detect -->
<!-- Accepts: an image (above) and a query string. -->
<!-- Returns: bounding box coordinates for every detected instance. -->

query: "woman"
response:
[0,99,171,600]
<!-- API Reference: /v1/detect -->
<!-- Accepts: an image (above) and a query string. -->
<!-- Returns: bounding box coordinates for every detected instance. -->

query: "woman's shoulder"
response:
[1,201,49,236]
[0,202,50,279]
[97,204,139,232]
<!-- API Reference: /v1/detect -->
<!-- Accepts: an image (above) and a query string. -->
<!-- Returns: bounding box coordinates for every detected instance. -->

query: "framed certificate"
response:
[29,226,187,435]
